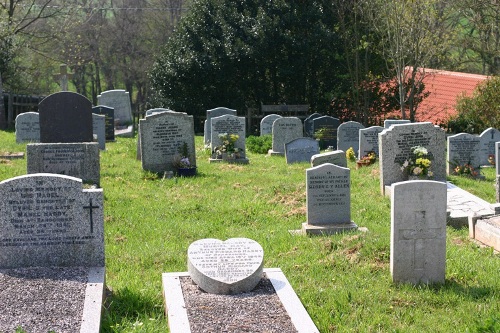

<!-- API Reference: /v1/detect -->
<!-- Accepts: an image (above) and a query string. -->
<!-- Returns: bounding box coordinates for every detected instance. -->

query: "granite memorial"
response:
[260,114,282,136]
[358,126,384,159]
[15,112,40,143]
[285,137,320,164]
[337,121,365,154]
[269,117,303,155]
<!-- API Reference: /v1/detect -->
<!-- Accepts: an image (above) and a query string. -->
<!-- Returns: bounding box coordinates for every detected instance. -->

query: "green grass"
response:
[1,130,499,332]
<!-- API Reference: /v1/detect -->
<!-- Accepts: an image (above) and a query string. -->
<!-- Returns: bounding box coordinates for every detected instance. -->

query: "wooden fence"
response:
[2,93,45,129]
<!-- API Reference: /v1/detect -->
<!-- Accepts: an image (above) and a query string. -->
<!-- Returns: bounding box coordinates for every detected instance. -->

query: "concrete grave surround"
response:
[92,106,115,141]
[379,122,446,195]
[312,116,341,149]
[384,119,411,128]
[260,114,282,136]
[97,89,132,125]
[285,137,320,164]
[139,111,195,173]
[469,215,500,252]
[15,112,40,143]
[302,163,357,235]
[391,180,447,284]
[27,143,100,186]
[310,150,347,168]
[447,133,482,175]
[358,126,384,159]
[303,113,322,137]
[92,113,106,150]
[479,127,500,166]
[187,238,264,295]
[270,117,303,155]
[39,92,93,143]
[337,121,365,154]
[204,107,237,146]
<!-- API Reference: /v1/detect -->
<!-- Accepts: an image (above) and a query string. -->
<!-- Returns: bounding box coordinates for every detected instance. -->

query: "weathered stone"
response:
[15,112,40,143]
[310,150,347,168]
[303,113,322,137]
[97,90,132,125]
[384,119,411,128]
[204,107,237,146]
[478,127,500,166]
[92,113,106,150]
[260,114,282,136]
[358,126,384,159]
[337,121,364,155]
[92,106,115,141]
[285,138,320,164]
[270,117,303,155]
[312,116,341,149]
[447,133,481,175]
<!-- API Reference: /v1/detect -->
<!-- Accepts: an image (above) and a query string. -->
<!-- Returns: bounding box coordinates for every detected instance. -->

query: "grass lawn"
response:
[0,130,499,332]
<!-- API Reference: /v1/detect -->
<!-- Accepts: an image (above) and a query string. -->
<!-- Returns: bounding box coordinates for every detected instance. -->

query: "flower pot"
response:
[356,161,371,169]
[177,167,197,177]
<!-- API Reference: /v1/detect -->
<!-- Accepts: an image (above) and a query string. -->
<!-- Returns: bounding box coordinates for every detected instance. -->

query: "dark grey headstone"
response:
[312,116,341,148]
[285,138,320,164]
[479,128,500,165]
[39,92,93,143]
[92,105,115,141]
[303,113,322,137]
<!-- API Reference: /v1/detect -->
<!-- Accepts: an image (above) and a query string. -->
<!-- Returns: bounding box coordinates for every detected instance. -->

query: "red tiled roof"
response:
[415,68,488,125]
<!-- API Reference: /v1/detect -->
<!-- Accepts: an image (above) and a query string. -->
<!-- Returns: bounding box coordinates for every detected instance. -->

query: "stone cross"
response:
[53,64,73,91]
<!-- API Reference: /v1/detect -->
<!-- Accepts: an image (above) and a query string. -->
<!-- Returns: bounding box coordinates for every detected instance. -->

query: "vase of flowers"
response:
[173,143,197,177]
[213,133,240,160]
[356,151,376,169]
[400,146,433,179]
[452,162,480,178]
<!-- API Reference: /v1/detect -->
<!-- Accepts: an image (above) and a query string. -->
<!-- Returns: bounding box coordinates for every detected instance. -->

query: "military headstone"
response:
[270,117,303,155]
[204,107,237,146]
[337,121,365,154]
[92,113,106,150]
[447,133,481,175]
[391,180,447,284]
[260,114,282,136]
[92,106,115,141]
[15,112,40,143]
[384,119,411,128]
[303,113,322,137]
[312,116,341,149]
[285,138,320,164]
[358,126,384,159]
[39,92,93,143]
[97,90,132,125]
[479,127,500,166]
[310,150,347,168]
[139,111,195,173]
[379,122,446,195]
[301,163,357,235]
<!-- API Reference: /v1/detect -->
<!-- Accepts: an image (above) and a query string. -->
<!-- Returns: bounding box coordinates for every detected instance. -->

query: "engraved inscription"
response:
[393,131,432,164]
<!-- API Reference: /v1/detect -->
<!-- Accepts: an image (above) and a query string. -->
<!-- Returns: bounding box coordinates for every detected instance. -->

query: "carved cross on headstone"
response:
[400,211,443,270]
[83,198,99,234]
[53,64,73,91]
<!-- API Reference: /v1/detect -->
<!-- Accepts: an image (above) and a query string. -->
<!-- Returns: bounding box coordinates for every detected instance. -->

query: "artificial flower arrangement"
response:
[172,142,196,176]
[400,145,433,179]
[213,133,240,159]
[453,163,480,178]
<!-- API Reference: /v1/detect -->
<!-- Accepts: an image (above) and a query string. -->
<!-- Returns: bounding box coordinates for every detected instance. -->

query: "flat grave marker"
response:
[310,150,347,168]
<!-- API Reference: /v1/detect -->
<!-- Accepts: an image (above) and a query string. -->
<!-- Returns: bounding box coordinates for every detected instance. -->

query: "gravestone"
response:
[312,116,341,149]
[204,107,237,146]
[97,89,132,125]
[260,114,282,136]
[39,92,93,143]
[496,142,500,203]
[210,114,249,163]
[145,108,171,117]
[303,113,322,137]
[337,121,365,154]
[15,112,40,143]
[479,128,500,166]
[391,180,447,284]
[310,150,347,168]
[384,119,411,128]
[269,117,303,155]
[285,137,320,164]
[53,64,73,91]
[447,133,481,175]
[0,173,105,332]
[301,163,357,235]
[187,238,264,295]
[358,126,384,159]
[92,113,106,150]
[137,108,173,160]
[92,105,115,141]
[139,111,195,173]
[379,122,446,195]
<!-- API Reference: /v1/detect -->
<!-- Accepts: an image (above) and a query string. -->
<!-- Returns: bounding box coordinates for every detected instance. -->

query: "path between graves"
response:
[446,182,497,226]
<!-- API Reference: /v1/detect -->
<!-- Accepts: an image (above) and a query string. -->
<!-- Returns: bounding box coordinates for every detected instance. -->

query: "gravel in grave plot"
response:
[0,267,88,333]
[180,275,299,333]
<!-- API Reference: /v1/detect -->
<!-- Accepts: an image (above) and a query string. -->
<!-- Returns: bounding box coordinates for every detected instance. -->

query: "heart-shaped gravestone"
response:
[187,238,264,295]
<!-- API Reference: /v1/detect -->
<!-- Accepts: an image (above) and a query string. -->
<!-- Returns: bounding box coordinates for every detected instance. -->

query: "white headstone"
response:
[210,114,247,158]
[358,126,384,159]
[15,112,40,143]
[337,121,365,154]
[260,114,282,136]
[97,89,133,125]
[270,117,303,155]
[391,180,447,284]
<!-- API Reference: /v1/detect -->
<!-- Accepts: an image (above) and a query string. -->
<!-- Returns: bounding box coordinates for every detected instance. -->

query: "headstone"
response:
[187,238,264,295]
[285,138,320,164]
[97,89,133,125]
[337,121,365,154]
[210,114,248,163]
[137,108,172,160]
[92,105,115,141]
[39,92,93,143]
[310,150,347,168]
[15,112,40,143]
[139,111,195,173]
[301,163,357,235]
[92,113,106,150]
[391,180,447,284]
[260,114,282,136]
[145,108,171,117]
[204,107,237,146]
[270,117,303,155]
[496,142,500,176]
[478,128,500,165]
[358,126,384,159]
[27,143,100,186]
[384,119,411,128]
[312,116,341,149]
[447,133,481,175]
[379,122,446,195]
[303,113,322,137]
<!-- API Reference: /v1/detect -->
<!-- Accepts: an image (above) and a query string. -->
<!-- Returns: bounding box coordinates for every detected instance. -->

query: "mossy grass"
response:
[0,130,499,332]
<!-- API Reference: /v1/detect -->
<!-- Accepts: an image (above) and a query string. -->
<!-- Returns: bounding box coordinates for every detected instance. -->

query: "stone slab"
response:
[162,268,319,333]
[260,114,282,136]
[80,267,106,333]
[92,106,115,141]
[310,150,347,168]
[204,107,237,146]
[115,125,134,138]
[92,113,106,150]
[0,152,24,160]
[27,143,100,186]
[210,114,246,158]
[479,128,500,166]
[470,216,500,252]
[446,182,495,227]
[303,113,322,137]
[337,121,364,154]
[312,116,340,149]
[285,137,320,164]
[358,126,384,159]
[384,119,411,128]
[15,112,40,143]
[300,221,359,236]
[447,133,481,175]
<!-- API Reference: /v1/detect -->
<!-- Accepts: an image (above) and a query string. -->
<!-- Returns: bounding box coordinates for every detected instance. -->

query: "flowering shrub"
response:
[400,146,433,178]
